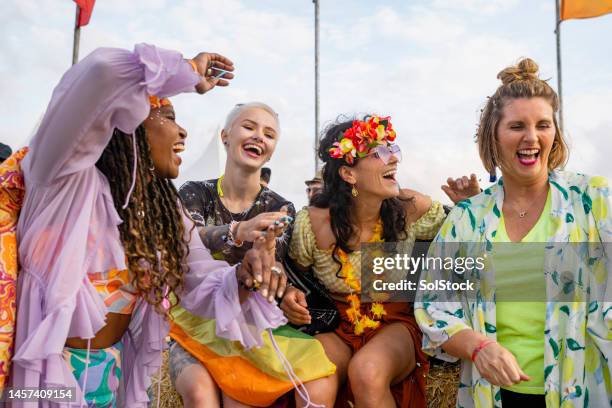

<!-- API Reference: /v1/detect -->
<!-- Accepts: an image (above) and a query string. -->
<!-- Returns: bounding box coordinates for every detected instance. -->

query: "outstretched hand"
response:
[442,173,481,204]
[191,52,235,94]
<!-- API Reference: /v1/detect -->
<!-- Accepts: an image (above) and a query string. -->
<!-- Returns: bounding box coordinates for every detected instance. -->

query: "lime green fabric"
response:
[493,190,551,394]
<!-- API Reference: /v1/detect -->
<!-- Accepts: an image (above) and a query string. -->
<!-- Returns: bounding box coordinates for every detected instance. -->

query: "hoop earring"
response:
[351,185,358,197]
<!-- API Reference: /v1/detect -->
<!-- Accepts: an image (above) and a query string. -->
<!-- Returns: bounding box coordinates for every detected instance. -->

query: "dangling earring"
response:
[351,185,358,197]
[489,167,497,183]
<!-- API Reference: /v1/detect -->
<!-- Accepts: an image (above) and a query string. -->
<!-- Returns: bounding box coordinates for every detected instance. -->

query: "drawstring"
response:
[81,338,92,407]
[122,132,138,209]
[267,329,325,408]
[156,332,162,408]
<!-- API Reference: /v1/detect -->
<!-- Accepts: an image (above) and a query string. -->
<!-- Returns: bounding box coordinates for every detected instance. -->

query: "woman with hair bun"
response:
[415,58,612,407]
[283,115,480,407]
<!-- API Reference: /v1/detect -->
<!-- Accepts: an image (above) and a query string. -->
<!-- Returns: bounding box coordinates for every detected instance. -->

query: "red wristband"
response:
[471,339,495,362]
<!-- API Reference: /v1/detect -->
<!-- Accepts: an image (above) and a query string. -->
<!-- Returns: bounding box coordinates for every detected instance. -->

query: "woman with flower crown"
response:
[283,115,481,407]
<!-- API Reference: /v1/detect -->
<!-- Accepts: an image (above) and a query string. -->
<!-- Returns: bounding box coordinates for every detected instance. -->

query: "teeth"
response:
[518,149,539,155]
[382,170,396,177]
[244,144,263,155]
[173,143,185,153]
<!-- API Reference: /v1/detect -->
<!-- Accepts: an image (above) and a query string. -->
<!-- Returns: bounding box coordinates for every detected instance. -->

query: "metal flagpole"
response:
[72,4,81,65]
[555,0,564,133]
[314,0,320,173]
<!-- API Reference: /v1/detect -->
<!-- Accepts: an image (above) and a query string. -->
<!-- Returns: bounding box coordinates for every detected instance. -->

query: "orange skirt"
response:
[333,301,429,408]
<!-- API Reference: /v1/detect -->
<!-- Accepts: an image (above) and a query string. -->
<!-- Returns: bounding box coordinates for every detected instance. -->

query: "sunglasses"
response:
[365,144,402,164]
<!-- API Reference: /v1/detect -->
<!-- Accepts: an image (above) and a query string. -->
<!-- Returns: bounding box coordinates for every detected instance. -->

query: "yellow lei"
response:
[336,220,387,335]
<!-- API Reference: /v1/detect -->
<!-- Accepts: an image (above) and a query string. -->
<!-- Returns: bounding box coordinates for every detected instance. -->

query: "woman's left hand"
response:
[442,173,481,204]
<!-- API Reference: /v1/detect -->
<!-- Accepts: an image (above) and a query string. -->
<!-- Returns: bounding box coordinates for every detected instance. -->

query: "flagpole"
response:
[555,0,564,133]
[313,0,320,174]
[72,4,81,65]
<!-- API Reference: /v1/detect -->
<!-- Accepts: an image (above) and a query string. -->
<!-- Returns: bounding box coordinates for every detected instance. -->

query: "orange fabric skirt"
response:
[333,301,429,408]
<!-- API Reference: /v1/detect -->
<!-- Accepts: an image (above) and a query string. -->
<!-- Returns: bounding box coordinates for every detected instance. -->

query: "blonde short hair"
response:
[476,58,569,175]
[223,102,280,133]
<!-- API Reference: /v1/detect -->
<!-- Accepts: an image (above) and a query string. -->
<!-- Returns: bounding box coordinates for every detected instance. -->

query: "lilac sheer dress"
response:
[10,43,286,407]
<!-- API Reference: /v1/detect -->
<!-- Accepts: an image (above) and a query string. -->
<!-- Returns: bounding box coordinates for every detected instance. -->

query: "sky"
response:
[2,0,611,208]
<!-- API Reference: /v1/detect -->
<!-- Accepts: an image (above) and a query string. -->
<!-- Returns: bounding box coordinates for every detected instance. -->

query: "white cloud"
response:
[432,0,520,15]
[1,0,610,209]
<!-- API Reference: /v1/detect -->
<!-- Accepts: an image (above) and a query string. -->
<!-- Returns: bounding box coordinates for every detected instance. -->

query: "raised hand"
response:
[191,52,235,94]
[442,173,481,204]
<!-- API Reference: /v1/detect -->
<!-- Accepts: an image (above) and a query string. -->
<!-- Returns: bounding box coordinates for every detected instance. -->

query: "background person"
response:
[305,169,323,205]
[260,166,271,187]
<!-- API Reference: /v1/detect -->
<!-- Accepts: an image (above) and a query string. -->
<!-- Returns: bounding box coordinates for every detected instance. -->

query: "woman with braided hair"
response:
[9,44,287,407]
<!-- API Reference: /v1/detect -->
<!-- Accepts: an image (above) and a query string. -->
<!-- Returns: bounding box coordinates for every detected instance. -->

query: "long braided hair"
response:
[312,116,412,274]
[96,125,189,316]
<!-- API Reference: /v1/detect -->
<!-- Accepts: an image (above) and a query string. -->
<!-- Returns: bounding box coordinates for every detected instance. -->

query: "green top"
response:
[493,189,551,395]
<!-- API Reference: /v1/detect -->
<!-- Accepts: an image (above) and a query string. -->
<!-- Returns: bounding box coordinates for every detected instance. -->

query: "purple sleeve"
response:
[25,43,200,184]
[179,212,287,349]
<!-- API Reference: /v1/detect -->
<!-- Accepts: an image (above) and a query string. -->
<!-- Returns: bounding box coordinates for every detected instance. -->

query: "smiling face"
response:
[143,105,187,179]
[222,107,280,171]
[496,97,556,185]
[342,146,400,200]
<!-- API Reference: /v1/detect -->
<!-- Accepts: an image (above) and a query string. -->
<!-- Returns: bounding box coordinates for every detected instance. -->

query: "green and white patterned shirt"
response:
[415,171,612,408]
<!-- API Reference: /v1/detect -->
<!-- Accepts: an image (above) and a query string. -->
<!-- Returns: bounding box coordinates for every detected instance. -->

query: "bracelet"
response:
[225,221,243,248]
[471,339,495,362]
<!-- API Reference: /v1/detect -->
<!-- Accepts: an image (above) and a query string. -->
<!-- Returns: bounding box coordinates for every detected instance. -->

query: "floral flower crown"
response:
[329,115,396,164]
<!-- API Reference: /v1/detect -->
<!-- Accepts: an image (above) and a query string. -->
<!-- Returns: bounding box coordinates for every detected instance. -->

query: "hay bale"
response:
[149,350,183,408]
[426,359,461,408]
[150,352,461,408]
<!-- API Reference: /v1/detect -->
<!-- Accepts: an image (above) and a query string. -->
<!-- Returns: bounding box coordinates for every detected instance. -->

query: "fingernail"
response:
[268,296,274,302]
[277,290,284,298]
[256,275,262,282]
[275,220,280,225]
[261,288,268,297]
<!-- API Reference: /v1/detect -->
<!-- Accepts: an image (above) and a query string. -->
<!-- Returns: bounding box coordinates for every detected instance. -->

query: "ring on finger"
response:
[271,266,282,276]
[206,68,212,76]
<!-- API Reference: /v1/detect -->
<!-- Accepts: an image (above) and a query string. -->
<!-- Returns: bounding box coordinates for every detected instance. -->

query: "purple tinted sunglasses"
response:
[366,144,402,164]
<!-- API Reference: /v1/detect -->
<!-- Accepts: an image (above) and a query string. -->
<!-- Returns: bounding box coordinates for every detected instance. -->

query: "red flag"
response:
[73,0,96,27]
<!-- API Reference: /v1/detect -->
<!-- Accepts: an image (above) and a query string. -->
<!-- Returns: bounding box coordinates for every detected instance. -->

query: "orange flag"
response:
[561,0,612,20]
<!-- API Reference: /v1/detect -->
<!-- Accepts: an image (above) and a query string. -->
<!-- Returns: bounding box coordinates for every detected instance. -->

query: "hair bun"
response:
[497,58,539,85]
